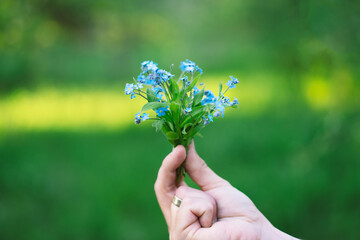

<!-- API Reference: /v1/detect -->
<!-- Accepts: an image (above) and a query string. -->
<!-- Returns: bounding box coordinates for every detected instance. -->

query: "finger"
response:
[154,145,187,224]
[192,225,224,240]
[185,141,230,191]
[172,199,216,239]
[170,186,217,236]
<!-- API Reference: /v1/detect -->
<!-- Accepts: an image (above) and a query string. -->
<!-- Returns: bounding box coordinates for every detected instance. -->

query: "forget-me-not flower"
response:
[142,113,150,121]
[230,97,239,106]
[213,111,221,118]
[180,59,203,74]
[137,74,146,83]
[157,69,174,82]
[202,90,217,105]
[135,112,141,124]
[226,76,239,89]
[221,97,230,105]
[141,61,158,72]
[214,101,225,117]
[193,86,200,94]
[155,106,169,117]
[203,113,213,125]
[125,83,134,95]
[134,83,143,90]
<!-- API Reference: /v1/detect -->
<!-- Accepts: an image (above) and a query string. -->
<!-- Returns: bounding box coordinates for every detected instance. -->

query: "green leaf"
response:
[185,74,201,92]
[166,131,179,140]
[196,132,204,138]
[218,82,223,97]
[188,124,205,139]
[141,102,169,112]
[147,88,158,102]
[191,105,207,117]
[167,121,175,131]
[183,93,192,107]
[170,78,180,101]
[152,119,165,132]
[170,102,180,125]
[181,123,193,134]
[180,115,192,128]
[193,88,204,107]
[161,124,170,134]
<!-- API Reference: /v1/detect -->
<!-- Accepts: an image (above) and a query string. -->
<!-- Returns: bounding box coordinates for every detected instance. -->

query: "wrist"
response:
[260,218,299,240]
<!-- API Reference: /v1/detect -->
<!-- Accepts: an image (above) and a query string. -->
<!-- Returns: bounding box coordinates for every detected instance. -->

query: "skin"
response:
[154,141,299,240]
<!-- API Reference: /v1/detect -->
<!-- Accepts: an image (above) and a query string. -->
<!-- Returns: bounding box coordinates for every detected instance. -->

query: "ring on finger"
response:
[172,195,182,207]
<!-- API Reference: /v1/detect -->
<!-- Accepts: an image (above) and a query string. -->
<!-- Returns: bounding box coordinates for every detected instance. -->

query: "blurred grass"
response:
[0,74,275,131]
[0,109,359,240]
[1,0,360,239]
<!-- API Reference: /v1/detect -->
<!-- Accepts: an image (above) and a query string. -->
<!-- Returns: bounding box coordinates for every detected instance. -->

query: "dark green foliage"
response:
[0,110,359,240]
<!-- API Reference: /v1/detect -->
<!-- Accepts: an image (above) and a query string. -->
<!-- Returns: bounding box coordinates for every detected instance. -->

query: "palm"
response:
[198,186,262,239]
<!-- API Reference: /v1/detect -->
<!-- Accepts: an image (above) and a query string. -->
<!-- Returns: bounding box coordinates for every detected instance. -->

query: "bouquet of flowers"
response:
[125,60,239,181]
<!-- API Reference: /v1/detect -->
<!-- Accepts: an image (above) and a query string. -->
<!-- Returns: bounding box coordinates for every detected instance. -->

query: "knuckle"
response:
[204,202,214,213]
[209,196,217,209]
[199,159,208,171]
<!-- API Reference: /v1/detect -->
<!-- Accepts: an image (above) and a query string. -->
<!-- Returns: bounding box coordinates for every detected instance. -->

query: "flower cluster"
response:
[125,59,239,144]
[125,60,239,181]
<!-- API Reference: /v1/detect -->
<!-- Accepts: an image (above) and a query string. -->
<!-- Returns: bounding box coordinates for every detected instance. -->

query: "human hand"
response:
[154,141,299,240]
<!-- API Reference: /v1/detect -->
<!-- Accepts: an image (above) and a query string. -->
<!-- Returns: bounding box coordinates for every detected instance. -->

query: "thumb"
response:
[185,141,230,191]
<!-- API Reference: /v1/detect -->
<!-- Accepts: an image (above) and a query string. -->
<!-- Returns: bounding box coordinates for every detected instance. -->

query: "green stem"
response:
[174,139,190,185]
[134,92,148,101]
[223,86,230,95]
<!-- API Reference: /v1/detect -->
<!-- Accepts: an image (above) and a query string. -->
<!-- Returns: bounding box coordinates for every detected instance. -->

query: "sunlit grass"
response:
[0,73,353,132]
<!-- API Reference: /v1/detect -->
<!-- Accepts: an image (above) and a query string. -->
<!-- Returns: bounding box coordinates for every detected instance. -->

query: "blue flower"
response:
[156,92,163,100]
[213,111,221,118]
[137,74,146,83]
[226,76,239,89]
[193,86,200,94]
[230,76,239,84]
[185,107,192,114]
[142,113,150,121]
[141,61,158,72]
[145,75,156,85]
[134,83,143,90]
[214,101,225,117]
[125,83,134,95]
[202,113,213,125]
[157,69,174,82]
[130,92,136,99]
[135,112,141,124]
[180,59,202,74]
[221,97,230,105]
[155,106,169,117]
[135,112,150,124]
[152,86,163,94]
[230,97,239,106]
[201,90,217,105]
[154,75,163,85]
[204,90,214,97]
[181,76,190,87]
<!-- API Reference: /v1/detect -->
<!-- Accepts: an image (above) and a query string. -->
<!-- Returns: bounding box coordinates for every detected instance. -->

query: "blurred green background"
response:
[0,0,359,239]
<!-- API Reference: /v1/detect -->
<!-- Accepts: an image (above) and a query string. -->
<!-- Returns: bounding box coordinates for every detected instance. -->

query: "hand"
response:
[154,141,299,240]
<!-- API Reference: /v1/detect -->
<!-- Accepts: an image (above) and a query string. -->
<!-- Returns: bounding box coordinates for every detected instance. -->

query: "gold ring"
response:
[172,195,182,207]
